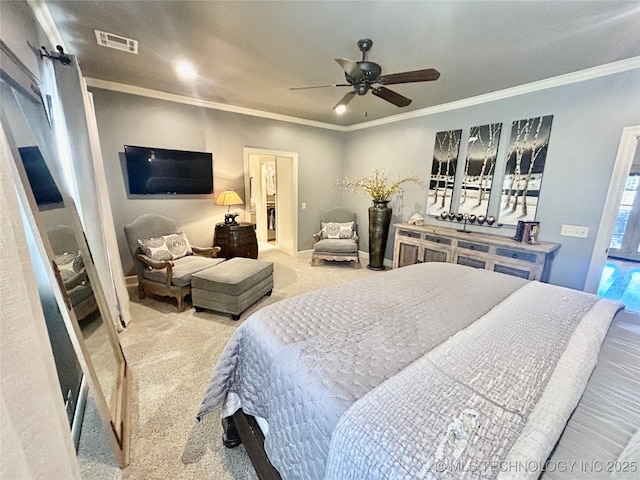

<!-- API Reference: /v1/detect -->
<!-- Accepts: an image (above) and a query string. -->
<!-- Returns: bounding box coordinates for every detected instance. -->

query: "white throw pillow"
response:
[321,221,354,239]
[138,231,193,261]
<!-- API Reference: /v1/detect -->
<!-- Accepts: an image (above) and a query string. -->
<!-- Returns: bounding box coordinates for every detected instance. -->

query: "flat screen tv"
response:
[125,145,213,195]
[19,146,63,205]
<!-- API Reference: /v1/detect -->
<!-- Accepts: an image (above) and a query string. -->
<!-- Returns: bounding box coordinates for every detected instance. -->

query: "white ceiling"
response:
[45,1,640,127]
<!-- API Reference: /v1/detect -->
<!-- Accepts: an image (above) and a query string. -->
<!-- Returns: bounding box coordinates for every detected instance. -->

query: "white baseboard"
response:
[297,249,392,268]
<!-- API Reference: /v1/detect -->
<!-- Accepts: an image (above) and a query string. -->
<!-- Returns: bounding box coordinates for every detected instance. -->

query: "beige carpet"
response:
[79,249,374,479]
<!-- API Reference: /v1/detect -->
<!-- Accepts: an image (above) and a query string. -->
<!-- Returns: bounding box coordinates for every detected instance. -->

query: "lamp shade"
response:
[215,190,243,207]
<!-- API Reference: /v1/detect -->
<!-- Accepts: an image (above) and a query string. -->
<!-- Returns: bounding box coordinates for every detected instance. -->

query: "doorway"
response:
[586,126,640,313]
[608,173,640,262]
[244,148,298,257]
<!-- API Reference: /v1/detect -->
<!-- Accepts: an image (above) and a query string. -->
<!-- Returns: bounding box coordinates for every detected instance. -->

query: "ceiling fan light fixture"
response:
[355,83,369,95]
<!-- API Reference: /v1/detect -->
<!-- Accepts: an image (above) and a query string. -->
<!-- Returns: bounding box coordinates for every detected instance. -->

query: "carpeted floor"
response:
[78,249,374,479]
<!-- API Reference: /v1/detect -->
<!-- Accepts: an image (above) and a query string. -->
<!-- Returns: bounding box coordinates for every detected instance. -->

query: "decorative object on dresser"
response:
[393,223,560,281]
[336,169,422,270]
[437,211,498,232]
[215,189,244,225]
[427,129,462,217]
[513,220,541,244]
[214,222,259,259]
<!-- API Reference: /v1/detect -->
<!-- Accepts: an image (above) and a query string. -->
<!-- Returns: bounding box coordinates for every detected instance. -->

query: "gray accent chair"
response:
[124,214,223,312]
[48,225,98,321]
[311,207,359,268]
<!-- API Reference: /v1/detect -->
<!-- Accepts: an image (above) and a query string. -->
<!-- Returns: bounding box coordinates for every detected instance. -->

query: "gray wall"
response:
[91,69,639,290]
[342,69,640,290]
[90,88,346,275]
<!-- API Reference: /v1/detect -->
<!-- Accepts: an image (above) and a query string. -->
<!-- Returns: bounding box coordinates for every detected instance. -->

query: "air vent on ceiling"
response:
[94,29,138,54]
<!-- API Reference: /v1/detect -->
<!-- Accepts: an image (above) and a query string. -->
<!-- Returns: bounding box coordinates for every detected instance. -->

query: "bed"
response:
[197,262,640,480]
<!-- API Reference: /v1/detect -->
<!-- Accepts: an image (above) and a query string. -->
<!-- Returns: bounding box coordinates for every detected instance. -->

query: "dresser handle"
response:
[470,245,475,250]
[512,253,518,259]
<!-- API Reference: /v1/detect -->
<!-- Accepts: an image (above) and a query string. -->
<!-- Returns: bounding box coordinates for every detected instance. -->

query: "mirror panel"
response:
[1,41,129,467]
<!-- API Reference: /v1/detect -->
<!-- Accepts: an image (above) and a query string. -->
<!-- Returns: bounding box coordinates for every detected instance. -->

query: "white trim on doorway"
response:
[243,147,299,258]
[584,125,640,293]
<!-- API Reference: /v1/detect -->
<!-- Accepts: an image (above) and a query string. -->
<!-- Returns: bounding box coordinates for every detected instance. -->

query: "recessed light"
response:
[334,104,347,115]
[175,61,197,80]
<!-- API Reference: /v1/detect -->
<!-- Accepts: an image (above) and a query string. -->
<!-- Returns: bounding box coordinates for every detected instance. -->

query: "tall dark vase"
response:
[368,199,392,270]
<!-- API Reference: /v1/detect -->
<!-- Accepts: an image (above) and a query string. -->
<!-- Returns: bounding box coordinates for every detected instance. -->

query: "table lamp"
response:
[215,190,244,225]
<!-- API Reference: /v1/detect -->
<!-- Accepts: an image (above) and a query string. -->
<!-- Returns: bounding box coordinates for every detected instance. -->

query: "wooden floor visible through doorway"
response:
[598,258,640,313]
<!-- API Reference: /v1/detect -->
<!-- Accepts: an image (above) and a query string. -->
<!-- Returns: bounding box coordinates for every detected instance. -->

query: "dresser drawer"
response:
[456,255,487,269]
[458,240,490,253]
[495,247,539,263]
[398,229,421,239]
[493,263,532,279]
[425,234,452,246]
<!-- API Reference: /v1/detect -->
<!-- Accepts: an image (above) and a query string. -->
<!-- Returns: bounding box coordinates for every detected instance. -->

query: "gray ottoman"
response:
[191,257,273,320]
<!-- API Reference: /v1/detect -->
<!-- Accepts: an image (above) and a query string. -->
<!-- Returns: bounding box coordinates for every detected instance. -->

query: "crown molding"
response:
[87,56,639,133]
[344,56,640,131]
[84,78,345,132]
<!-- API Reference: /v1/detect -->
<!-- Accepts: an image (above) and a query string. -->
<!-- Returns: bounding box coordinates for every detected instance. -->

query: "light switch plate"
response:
[560,224,589,238]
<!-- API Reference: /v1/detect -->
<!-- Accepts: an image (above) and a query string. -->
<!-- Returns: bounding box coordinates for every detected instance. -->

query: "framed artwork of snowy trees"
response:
[500,115,553,225]
[458,123,502,218]
[427,129,462,216]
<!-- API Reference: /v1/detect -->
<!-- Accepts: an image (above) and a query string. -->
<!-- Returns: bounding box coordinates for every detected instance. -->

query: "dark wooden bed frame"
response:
[223,409,282,480]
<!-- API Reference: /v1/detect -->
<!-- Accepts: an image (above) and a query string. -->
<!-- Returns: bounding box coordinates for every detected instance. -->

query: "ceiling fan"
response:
[290,39,440,111]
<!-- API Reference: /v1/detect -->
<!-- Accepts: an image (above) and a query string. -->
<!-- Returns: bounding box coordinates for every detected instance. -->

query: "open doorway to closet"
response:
[243,148,298,257]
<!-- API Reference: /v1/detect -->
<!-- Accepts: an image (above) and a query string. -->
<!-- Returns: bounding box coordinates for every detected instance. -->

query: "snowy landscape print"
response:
[500,115,553,225]
[458,123,502,217]
[427,129,462,216]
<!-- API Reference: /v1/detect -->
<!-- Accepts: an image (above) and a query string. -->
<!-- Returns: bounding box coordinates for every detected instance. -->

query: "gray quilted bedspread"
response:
[325,282,621,480]
[197,263,527,480]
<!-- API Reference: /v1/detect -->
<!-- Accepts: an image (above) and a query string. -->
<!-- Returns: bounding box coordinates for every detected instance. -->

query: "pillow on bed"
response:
[138,231,193,261]
[321,221,354,239]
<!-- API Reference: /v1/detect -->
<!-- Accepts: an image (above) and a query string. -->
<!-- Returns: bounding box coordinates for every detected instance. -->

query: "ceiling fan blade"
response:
[289,83,351,90]
[378,68,440,85]
[335,58,363,79]
[333,91,357,110]
[372,87,412,107]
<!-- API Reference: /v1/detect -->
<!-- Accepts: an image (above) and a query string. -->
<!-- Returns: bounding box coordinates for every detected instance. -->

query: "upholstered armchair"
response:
[124,214,223,312]
[311,207,359,268]
[48,225,98,321]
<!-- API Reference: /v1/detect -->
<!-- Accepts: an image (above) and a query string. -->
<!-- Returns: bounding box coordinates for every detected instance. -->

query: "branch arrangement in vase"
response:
[336,169,423,202]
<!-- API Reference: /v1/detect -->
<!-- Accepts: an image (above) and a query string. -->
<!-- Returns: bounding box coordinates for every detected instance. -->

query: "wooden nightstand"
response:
[214,222,259,259]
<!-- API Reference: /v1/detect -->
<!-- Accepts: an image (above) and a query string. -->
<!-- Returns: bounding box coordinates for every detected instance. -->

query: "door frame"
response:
[584,125,640,293]
[243,147,299,257]
[608,172,640,261]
